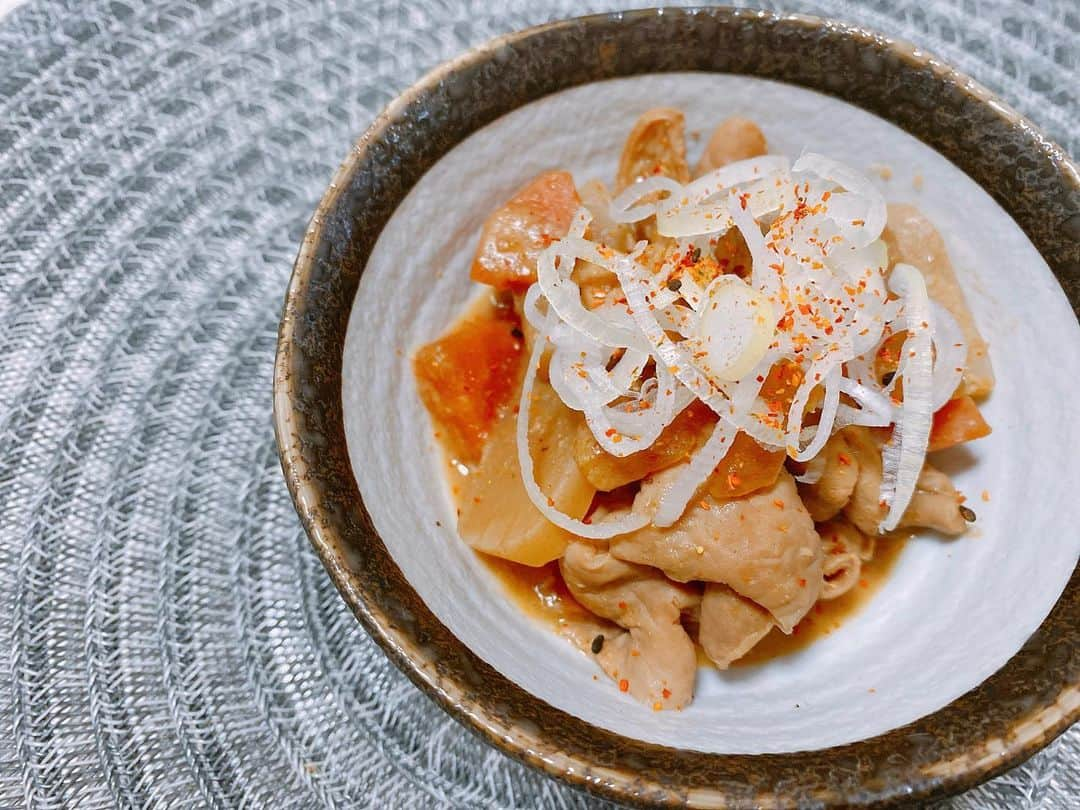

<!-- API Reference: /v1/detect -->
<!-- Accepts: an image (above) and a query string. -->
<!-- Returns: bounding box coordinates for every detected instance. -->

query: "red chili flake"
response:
[798,578,807,587]
[739,192,750,210]
[662,688,672,699]
[837,452,852,466]
[619,679,630,692]
[773,499,785,509]
[618,601,628,610]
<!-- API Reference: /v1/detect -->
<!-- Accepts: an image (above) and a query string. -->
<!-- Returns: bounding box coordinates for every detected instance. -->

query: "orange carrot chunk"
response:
[414,315,523,463]
[470,171,580,290]
[707,432,786,500]
[928,395,991,452]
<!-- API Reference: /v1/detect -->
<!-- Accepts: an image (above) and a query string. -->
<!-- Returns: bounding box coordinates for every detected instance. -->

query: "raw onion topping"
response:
[517,154,964,537]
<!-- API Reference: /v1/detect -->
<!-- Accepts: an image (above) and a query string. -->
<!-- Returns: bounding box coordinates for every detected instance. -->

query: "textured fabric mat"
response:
[0,1,1076,807]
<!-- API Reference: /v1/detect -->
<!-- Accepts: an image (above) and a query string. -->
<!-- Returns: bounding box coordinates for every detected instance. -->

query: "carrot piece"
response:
[413,315,523,463]
[573,401,716,491]
[928,395,991,452]
[707,432,786,500]
[470,171,580,290]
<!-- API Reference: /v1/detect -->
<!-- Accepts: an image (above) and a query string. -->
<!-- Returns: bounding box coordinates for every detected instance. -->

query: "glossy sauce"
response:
[434,297,910,669]
[477,555,595,627]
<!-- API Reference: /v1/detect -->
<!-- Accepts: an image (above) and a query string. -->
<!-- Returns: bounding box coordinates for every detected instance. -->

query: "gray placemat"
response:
[0,1,1075,807]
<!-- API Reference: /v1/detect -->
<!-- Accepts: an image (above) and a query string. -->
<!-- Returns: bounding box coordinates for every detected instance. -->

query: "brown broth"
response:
[477,555,594,627]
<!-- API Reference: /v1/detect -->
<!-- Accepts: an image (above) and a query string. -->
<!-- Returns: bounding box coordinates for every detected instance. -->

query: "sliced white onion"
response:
[879,263,934,532]
[792,153,887,247]
[692,275,776,383]
[609,254,723,408]
[521,283,546,331]
[656,156,790,238]
[536,226,649,351]
[789,366,842,463]
[585,379,680,458]
[608,176,684,223]
[683,155,792,204]
[836,376,897,428]
[729,188,782,301]
[548,343,683,457]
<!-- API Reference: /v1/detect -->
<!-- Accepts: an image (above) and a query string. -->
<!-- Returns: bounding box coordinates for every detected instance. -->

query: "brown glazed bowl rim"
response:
[274,7,1079,808]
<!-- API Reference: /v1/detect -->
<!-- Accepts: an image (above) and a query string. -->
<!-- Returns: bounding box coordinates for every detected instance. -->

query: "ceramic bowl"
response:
[274,8,1080,807]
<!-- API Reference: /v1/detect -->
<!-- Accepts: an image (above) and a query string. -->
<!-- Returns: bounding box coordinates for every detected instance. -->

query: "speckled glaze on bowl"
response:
[274,7,1080,808]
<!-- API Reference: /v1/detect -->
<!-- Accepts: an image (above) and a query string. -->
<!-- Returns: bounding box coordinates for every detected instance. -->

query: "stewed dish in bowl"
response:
[276,9,1080,807]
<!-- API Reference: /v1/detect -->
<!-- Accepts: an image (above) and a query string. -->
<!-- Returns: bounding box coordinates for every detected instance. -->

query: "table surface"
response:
[0,1,1076,808]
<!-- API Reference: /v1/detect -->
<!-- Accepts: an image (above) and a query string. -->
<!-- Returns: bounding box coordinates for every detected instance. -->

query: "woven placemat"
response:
[0,1,1076,807]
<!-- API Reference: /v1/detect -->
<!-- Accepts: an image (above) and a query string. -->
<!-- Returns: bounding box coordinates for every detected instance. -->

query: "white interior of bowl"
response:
[341,73,1080,753]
